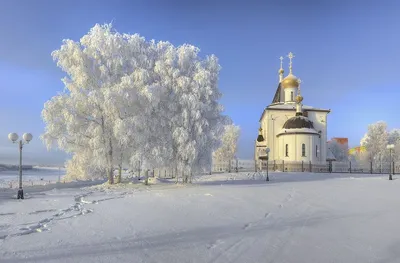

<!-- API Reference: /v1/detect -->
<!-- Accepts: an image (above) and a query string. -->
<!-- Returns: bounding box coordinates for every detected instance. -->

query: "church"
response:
[255,53,330,166]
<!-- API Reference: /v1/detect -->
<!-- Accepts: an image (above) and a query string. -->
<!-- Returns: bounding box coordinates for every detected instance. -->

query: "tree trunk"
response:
[116,164,122,184]
[145,169,149,185]
[108,167,114,184]
[107,138,114,184]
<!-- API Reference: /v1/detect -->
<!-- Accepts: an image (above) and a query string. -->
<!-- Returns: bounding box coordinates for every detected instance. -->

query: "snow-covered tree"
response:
[41,24,154,184]
[362,121,388,158]
[151,44,228,182]
[328,140,347,162]
[42,23,227,184]
[361,121,389,167]
[388,129,400,162]
[213,124,241,172]
[64,152,106,181]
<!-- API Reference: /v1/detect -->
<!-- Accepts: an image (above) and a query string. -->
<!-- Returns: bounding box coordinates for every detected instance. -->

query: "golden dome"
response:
[295,95,303,103]
[278,68,284,74]
[281,74,299,89]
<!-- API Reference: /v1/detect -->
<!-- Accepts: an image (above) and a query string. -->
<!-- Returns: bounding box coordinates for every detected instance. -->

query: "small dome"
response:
[278,68,284,74]
[282,116,314,129]
[295,95,303,103]
[281,74,299,89]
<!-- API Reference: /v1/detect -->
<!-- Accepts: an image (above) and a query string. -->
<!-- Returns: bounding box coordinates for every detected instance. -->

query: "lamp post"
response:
[387,144,394,180]
[8,132,33,199]
[266,148,270,181]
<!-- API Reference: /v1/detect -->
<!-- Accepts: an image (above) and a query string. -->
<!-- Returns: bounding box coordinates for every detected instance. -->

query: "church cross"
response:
[279,56,284,69]
[287,52,295,74]
[298,78,302,94]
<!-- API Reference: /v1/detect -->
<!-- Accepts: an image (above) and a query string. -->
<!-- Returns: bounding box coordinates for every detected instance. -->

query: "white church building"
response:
[255,53,330,167]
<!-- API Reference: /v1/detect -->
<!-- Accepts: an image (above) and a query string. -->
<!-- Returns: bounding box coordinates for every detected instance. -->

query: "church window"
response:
[290,91,294,101]
[316,145,318,157]
[285,144,289,157]
[302,144,306,157]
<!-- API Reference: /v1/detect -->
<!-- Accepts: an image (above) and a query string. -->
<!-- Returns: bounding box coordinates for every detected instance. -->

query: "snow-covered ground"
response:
[1,172,400,263]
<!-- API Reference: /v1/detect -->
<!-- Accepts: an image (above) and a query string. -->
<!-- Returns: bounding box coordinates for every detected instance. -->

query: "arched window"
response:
[316,145,318,157]
[290,91,294,101]
[302,143,306,157]
[285,144,289,157]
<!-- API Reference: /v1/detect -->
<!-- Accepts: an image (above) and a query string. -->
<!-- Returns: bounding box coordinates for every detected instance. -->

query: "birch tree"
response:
[213,124,241,172]
[361,121,389,168]
[42,23,227,184]
[42,24,158,184]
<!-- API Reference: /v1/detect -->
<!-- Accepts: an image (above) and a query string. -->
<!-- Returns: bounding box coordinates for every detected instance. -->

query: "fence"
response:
[256,160,398,174]
[212,159,399,174]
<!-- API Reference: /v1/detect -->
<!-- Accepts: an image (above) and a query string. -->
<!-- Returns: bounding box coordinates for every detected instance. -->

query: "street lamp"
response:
[266,148,270,181]
[8,132,33,199]
[387,144,394,180]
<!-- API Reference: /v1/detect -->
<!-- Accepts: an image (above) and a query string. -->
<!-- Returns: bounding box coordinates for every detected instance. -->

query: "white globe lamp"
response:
[8,133,19,142]
[23,133,33,143]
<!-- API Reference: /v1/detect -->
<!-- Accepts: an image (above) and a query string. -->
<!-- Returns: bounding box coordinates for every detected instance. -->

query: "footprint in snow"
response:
[207,239,223,249]
[242,223,252,230]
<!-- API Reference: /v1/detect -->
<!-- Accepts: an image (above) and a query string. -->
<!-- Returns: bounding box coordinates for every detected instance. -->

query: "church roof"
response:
[271,83,281,104]
[259,103,330,122]
[282,115,314,129]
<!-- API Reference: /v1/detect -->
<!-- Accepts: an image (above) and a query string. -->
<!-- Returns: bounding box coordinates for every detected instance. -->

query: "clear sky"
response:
[0,0,399,165]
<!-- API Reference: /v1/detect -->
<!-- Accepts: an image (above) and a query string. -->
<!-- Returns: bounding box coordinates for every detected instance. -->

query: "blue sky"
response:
[0,0,399,165]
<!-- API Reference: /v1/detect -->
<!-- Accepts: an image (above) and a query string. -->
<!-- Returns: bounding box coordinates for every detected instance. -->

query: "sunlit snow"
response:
[1,171,399,262]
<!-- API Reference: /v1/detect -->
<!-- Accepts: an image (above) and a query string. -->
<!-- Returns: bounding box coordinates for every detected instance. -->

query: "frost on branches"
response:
[328,140,348,162]
[41,23,227,184]
[358,121,400,166]
[213,124,241,172]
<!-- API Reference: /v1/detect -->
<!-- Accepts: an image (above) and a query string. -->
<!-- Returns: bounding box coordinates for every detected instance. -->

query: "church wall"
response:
[306,111,328,163]
[277,134,319,162]
[258,109,329,164]
[284,88,297,103]
[262,109,296,160]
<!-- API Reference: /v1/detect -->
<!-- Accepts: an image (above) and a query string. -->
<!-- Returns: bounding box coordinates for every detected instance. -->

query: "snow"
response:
[277,127,319,135]
[1,172,400,263]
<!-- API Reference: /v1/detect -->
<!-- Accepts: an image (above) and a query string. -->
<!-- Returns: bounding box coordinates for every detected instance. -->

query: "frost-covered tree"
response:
[42,23,227,184]
[328,140,347,162]
[362,121,388,158]
[65,152,106,181]
[361,121,389,167]
[42,24,156,184]
[213,124,241,172]
[152,44,228,182]
[388,129,400,162]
